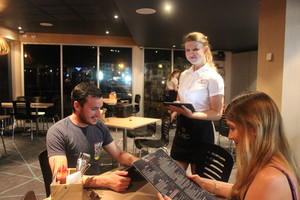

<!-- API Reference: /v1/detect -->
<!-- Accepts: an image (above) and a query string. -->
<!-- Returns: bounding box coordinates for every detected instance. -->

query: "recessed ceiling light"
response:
[136,8,156,15]
[106,30,110,35]
[114,15,119,19]
[18,26,22,30]
[40,22,53,27]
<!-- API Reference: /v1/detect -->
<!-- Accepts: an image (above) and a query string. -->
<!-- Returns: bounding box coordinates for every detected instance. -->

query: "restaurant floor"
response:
[0,123,236,200]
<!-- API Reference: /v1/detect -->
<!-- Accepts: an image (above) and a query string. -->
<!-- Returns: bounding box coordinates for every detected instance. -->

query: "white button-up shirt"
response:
[178,63,224,112]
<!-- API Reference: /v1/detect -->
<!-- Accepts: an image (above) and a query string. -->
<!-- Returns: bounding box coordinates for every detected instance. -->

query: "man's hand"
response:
[101,170,131,192]
[84,170,131,192]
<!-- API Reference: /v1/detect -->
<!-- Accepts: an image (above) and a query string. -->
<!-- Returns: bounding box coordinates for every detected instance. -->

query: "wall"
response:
[230,51,258,101]
[257,0,286,108]
[281,0,300,163]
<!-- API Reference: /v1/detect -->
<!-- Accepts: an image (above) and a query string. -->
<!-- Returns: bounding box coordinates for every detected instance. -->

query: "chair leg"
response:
[30,120,33,140]
[12,119,16,140]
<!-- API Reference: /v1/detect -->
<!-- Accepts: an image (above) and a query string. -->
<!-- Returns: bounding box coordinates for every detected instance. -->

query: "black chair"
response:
[21,190,37,200]
[217,114,235,155]
[38,149,52,197]
[127,106,159,153]
[195,142,234,182]
[132,94,141,115]
[12,100,37,140]
[134,115,171,157]
[42,100,60,131]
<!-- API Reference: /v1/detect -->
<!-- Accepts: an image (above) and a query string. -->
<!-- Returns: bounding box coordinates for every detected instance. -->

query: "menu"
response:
[132,149,216,200]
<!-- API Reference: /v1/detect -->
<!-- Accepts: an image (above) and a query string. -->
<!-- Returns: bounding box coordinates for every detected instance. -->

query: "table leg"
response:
[123,129,127,152]
[35,108,40,134]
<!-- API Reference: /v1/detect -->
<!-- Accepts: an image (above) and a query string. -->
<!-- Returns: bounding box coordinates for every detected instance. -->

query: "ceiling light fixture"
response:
[40,22,53,27]
[136,8,156,15]
[106,30,110,35]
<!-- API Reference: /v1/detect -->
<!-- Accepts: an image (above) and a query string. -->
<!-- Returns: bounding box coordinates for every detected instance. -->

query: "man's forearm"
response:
[117,152,139,166]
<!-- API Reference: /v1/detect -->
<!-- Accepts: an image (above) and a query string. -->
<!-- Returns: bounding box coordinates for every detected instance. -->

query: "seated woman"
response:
[159,91,299,200]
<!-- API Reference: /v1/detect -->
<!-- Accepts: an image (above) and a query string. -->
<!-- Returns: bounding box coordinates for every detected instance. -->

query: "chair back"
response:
[160,115,171,145]
[134,94,141,113]
[219,114,229,137]
[38,149,52,197]
[21,191,37,200]
[12,100,33,120]
[195,142,234,182]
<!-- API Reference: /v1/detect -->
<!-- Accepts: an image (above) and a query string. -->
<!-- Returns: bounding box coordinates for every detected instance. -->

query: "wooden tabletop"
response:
[0,115,11,120]
[1,102,54,109]
[104,116,160,130]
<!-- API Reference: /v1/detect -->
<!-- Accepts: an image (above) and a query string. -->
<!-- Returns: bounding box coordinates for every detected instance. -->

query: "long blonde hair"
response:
[225,91,300,200]
[182,32,216,70]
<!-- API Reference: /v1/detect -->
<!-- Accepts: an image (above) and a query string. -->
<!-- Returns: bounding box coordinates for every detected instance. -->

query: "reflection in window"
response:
[174,50,190,72]
[0,52,11,101]
[144,49,171,116]
[24,44,60,102]
[63,46,97,116]
[100,47,132,100]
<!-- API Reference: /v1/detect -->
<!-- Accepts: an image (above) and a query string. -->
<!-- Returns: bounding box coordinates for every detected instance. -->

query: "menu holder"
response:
[132,149,216,200]
[50,168,83,200]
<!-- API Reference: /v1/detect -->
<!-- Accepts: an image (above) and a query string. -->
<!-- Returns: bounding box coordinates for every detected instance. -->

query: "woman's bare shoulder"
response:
[245,166,292,200]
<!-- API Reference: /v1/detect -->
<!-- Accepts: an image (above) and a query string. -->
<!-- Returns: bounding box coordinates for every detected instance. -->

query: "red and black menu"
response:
[133,149,216,200]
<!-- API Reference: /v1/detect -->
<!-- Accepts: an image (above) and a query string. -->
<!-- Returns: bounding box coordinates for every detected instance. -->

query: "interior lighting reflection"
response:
[98,71,103,80]
[118,63,124,69]
[158,64,163,68]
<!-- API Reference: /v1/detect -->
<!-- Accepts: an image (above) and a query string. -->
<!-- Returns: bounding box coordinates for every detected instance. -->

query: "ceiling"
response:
[0,0,259,52]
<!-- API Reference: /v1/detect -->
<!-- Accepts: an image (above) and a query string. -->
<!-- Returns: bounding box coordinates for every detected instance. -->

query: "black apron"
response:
[170,114,214,163]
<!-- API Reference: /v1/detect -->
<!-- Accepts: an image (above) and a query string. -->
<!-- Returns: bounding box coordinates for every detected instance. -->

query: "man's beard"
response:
[78,112,95,125]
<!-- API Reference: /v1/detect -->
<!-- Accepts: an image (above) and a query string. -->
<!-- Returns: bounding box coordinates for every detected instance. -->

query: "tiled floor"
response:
[0,122,236,200]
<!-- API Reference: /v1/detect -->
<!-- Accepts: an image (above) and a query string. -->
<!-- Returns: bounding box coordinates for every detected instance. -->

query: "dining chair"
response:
[38,149,52,197]
[195,142,234,182]
[131,94,141,115]
[21,190,37,200]
[127,106,159,153]
[42,100,60,131]
[217,114,235,156]
[12,100,37,140]
[134,114,171,157]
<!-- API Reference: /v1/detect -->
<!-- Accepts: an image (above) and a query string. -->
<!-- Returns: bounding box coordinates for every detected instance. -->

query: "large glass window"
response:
[63,45,97,116]
[23,44,133,118]
[24,44,60,102]
[0,53,11,101]
[99,47,132,100]
[174,50,190,72]
[144,49,171,116]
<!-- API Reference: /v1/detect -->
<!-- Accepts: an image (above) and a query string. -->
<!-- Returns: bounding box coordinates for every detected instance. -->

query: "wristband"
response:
[210,181,218,194]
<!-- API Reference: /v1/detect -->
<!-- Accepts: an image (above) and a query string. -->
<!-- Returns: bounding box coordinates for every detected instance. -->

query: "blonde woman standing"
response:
[167,32,224,173]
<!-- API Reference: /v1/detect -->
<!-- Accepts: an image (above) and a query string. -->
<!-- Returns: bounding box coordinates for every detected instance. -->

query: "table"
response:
[104,116,161,151]
[0,115,10,155]
[1,102,54,133]
[92,170,157,200]
[103,98,117,105]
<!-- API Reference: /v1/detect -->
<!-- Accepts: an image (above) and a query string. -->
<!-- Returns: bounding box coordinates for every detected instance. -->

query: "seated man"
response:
[46,82,139,192]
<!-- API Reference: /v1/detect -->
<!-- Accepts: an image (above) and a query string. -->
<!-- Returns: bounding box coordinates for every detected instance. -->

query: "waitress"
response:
[167,32,224,174]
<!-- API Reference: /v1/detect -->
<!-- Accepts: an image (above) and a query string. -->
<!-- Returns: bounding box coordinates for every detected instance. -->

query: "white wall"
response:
[230,51,258,100]
[132,46,145,116]
[281,0,300,164]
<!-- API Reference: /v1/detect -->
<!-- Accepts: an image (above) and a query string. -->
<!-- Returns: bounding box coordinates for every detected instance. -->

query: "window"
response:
[24,44,60,102]
[144,49,171,115]
[100,47,132,100]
